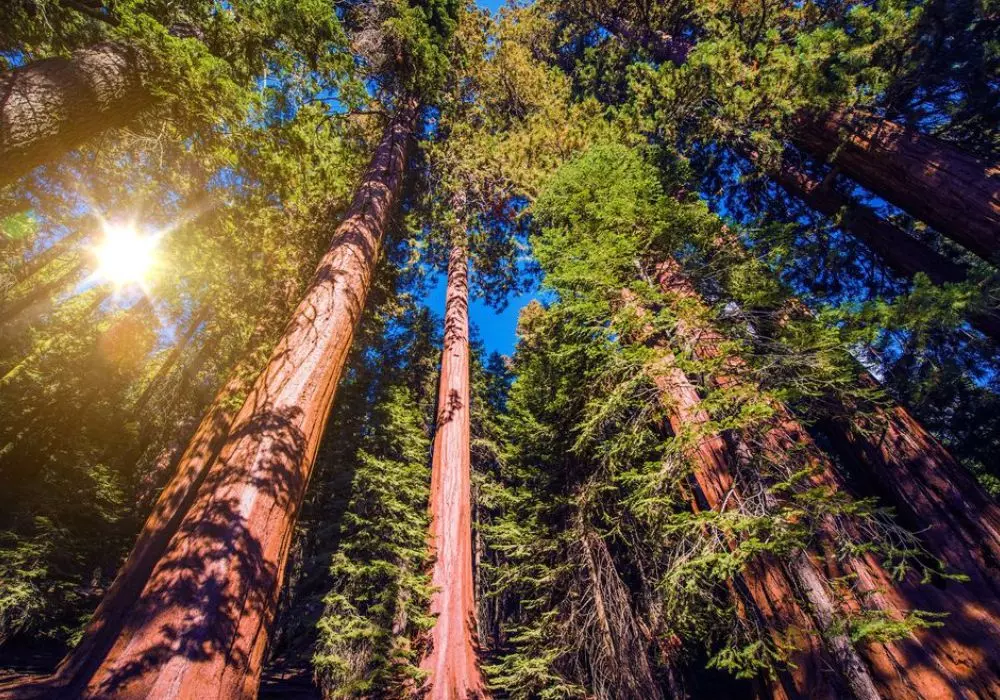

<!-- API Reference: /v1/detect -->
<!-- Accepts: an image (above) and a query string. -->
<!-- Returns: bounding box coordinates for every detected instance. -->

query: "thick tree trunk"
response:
[656,260,1000,697]
[769,158,1000,342]
[66,102,417,699]
[822,394,1000,599]
[646,338,867,699]
[607,20,1000,262]
[420,238,489,699]
[0,43,154,188]
[790,110,1000,263]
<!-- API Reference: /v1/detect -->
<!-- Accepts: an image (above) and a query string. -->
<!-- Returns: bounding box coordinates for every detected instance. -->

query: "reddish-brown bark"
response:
[634,291,872,699]
[791,110,1000,263]
[420,239,489,699]
[823,396,1000,601]
[657,260,1000,696]
[62,102,418,699]
[606,21,1000,263]
[0,43,154,187]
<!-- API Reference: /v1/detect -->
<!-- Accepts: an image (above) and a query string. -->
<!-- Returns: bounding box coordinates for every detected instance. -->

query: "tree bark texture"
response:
[68,102,417,699]
[609,19,1000,263]
[1,257,85,323]
[0,43,153,188]
[791,110,1000,263]
[643,326,870,699]
[822,394,1000,602]
[656,259,1000,697]
[420,239,489,700]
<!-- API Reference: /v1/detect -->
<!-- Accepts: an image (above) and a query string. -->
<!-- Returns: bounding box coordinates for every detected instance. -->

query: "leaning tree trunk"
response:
[131,304,210,414]
[632,294,869,700]
[11,227,89,284]
[0,43,155,188]
[821,392,1000,602]
[419,236,489,699]
[791,109,1000,263]
[0,256,85,322]
[62,101,418,699]
[606,19,1000,263]
[768,158,1000,342]
[656,260,1000,698]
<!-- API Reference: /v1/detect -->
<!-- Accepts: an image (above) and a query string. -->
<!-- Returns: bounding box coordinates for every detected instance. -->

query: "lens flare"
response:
[93,222,159,289]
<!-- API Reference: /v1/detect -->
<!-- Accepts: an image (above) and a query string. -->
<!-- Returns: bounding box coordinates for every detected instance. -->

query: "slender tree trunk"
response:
[791,110,1000,262]
[656,260,1000,697]
[72,101,417,699]
[420,236,489,699]
[0,43,154,187]
[0,257,85,322]
[12,227,89,283]
[131,305,210,414]
[767,158,1000,342]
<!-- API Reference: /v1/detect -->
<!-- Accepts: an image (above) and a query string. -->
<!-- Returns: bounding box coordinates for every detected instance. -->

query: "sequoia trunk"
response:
[73,102,417,699]
[0,43,154,187]
[791,110,1000,263]
[656,260,1000,697]
[420,239,489,699]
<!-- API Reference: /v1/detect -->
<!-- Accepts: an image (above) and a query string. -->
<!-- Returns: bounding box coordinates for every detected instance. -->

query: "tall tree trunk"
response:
[420,236,489,699]
[768,158,1000,342]
[641,320,868,699]
[12,227,89,284]
[605,19,1000,262]
[821,392,1000,601]
[0,257,85,322]
[0,43,154,187]
[72,101,417,699]
[791,110,1000,263]
[131,304,210,414]
[656,260,1000,697]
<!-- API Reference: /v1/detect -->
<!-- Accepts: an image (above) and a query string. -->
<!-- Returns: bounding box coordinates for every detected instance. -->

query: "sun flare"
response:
[93,222,159,289]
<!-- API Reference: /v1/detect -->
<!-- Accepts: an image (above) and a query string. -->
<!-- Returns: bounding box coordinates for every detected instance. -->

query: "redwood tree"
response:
[70,101,418,698]
[420,235,489,698]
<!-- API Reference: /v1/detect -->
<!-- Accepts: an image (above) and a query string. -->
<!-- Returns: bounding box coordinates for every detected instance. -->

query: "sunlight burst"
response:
[93,222,160,289]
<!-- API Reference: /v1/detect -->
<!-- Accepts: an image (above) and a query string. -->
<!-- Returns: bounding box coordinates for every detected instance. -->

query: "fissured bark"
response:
[791,110,1000,264]
[0,44,153,188]
[657,259,1000,698]
[72,102,418,699]
[420,238,489,699]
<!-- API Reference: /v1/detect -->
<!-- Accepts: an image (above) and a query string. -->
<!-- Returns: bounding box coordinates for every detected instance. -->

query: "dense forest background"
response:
[0,0,999,698]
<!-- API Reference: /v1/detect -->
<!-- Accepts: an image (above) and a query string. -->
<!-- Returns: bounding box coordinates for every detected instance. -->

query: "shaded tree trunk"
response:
[768,158,1000,342]
[821,392,1000,601]
[643,329,868,699]
[11,228,89,284]
[0,43,154,188]
[606,19,1000,262]
[791,110,1000,263]
[131,304,210,414]
[0,257,85,323]
[656,259,1000,698]
[420,237,489,699]
[71,101,418,699]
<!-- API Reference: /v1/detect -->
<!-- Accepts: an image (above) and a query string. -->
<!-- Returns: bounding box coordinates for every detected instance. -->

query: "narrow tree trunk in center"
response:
[420,238,489,699]
[71,102,417,699]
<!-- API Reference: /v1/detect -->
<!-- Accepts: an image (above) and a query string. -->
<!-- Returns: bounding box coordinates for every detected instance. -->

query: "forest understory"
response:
[1,0,1000,698]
